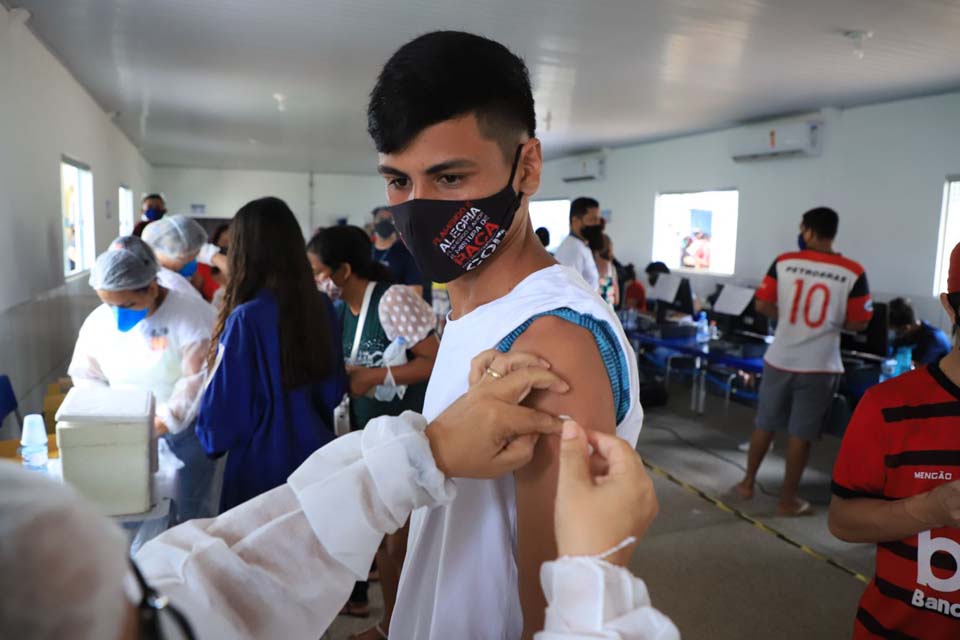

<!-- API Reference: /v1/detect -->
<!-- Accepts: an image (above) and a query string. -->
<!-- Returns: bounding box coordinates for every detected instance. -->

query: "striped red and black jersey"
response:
[832,360,960,639]
[756,250,871,373]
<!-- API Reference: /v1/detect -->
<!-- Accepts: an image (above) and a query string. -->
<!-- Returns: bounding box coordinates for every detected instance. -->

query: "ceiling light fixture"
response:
[842,30,873,60]
[272,93,287,112]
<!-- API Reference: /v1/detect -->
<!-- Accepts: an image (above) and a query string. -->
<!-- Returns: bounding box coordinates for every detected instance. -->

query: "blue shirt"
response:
[197,290,346,511]
[893,320,952,366]
[372,242,431,304]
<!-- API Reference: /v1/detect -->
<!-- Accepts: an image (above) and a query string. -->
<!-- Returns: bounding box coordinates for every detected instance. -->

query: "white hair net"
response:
[0,461,129,640]
[142,214,208,261]
[89,247,160,292]
[111,233,159,266]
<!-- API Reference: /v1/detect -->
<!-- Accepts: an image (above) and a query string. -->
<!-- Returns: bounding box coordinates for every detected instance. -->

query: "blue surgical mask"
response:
[113,306,149,332]
[143,208,165,222]
[797,233,807,251]
[178,260,198,277]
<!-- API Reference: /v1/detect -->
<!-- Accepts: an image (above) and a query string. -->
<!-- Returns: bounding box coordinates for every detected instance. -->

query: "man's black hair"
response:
[368,31,536,158]
[645,261,670,275]
[570,197,599,221]
[888,297,917,327]
[801,207,839,240]
[535,227,550,247]
[142,193,164,203]
[371,206,391,218]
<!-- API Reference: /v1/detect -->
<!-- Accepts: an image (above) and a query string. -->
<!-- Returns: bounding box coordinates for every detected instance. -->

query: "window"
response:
[528,198,570,252]
[933,178,960,295]
[651,189,739,276]
[118,186,135,237]
[60,159,95,276]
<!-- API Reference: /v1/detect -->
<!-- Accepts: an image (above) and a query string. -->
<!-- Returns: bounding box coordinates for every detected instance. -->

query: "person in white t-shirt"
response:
[554,197,602,291]
[735,207,872,516]
[367,31,648,639]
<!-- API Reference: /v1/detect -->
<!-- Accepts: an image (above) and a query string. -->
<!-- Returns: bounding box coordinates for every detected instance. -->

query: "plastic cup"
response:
[20,414,47,447]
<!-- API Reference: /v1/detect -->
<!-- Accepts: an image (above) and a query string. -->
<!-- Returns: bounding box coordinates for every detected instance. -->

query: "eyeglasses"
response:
[129,559,197,640]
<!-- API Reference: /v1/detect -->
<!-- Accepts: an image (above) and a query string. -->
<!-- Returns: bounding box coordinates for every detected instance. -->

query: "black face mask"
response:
[374,219,396,239]
[391,146,524,284]
[582,224,604,250]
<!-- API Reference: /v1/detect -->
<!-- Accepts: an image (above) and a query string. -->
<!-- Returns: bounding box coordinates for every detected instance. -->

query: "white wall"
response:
[0,6,154,430]
[539,91,960,327]
[153,167,387,236]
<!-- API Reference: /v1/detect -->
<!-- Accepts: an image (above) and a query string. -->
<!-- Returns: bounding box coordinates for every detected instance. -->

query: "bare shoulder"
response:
[509,314,615,435]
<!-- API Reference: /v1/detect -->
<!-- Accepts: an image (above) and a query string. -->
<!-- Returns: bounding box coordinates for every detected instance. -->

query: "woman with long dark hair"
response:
[197,197,346,512]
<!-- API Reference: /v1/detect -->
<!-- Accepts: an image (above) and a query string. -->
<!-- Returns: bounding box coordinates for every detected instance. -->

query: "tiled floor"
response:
[328,384,873,639]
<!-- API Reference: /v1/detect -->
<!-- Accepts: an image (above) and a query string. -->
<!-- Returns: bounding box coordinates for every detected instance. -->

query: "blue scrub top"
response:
[197,289,346,512]
[894,320,952,366]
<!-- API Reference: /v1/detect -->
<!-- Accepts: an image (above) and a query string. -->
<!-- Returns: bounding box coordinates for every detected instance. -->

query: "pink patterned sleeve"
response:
[378,285,436,346]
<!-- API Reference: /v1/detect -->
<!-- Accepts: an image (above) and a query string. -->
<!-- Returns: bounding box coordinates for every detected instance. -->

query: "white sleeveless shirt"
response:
[391,265,643,640]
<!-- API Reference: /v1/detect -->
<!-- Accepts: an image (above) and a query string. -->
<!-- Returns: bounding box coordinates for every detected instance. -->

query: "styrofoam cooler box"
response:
[55,387,157,516]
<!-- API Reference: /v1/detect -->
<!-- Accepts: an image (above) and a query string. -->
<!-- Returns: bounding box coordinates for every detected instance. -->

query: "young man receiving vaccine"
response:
[368,31,645,639]
[828,241,960,639]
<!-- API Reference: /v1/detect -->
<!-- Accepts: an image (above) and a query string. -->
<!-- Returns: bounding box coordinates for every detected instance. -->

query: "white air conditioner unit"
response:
[559,154,607,183]
[730,121,821,162]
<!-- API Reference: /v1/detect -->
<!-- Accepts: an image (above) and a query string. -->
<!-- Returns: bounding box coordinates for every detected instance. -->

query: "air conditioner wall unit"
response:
[730,121,821,162]
[559,154,607,183]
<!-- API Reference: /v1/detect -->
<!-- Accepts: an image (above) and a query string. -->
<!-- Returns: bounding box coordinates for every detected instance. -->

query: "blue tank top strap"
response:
[495,307,631,424]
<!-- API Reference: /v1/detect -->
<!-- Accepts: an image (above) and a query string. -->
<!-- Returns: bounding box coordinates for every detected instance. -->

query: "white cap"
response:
[142,214,207,261]
[0,461,129,640]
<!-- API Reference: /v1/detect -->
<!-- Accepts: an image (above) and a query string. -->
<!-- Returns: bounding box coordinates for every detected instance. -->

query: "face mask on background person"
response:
[581,224,604,247]
[112,306,149,332]
[178,259,198,277]
[390,146,524,284]
[317,276,342,302]
[143,208,166,222]
[374,219,396,239]
[797,233,807,251]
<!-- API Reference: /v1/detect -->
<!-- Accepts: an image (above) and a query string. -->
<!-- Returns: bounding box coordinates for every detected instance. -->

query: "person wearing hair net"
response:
[67,246,219,521]
[0,351,677,640]
[142,214,226,304]
[112,234,210,308]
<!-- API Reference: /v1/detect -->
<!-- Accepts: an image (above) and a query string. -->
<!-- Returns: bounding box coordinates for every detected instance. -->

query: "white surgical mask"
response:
[317,276,342,302]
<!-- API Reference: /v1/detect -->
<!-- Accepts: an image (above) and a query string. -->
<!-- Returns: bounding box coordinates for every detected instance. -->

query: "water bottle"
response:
[375,337,409,401]
[696,311,710,343]
[879,359,897,383]
[895,346,914,376]
[20,414,48,472]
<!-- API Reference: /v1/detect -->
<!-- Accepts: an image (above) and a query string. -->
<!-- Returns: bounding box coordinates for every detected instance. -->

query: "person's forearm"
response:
[829,494,938,543]
[138,411,455,640]
[366,355,435,387]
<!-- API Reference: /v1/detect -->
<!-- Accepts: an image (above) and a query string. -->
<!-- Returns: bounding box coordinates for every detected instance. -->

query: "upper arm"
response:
[755,259,779,307]
[197,313,261,455]
[508,315,616,637]
[755,299,778,318]
[846,272,873,326]
[378,285,435,346]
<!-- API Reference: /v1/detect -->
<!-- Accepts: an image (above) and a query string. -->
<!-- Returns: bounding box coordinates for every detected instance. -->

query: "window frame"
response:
[118,184,135,237]
[60,156,96,277]
[651,187,740,277]
[932,176,960,296]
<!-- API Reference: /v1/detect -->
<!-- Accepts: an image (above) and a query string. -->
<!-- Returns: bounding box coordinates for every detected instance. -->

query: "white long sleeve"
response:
[537,557,680,640]
[135,411,455,640]
[136,410,677,640]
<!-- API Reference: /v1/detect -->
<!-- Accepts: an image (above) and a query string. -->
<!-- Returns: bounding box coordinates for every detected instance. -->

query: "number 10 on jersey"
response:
[789,278,830,328]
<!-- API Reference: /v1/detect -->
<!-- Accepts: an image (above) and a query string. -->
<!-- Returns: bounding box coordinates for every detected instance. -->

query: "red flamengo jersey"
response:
[833,361,960,639]
[756,250,872,373]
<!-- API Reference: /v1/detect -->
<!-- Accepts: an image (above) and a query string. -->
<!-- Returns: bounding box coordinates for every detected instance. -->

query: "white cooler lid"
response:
[56,387,155,423]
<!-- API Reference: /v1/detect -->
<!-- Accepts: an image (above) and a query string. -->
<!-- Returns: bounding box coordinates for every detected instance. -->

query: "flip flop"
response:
[777,500,814,517]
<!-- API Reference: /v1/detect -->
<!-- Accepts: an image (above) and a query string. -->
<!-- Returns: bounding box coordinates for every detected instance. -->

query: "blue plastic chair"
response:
[0,375,22,438]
